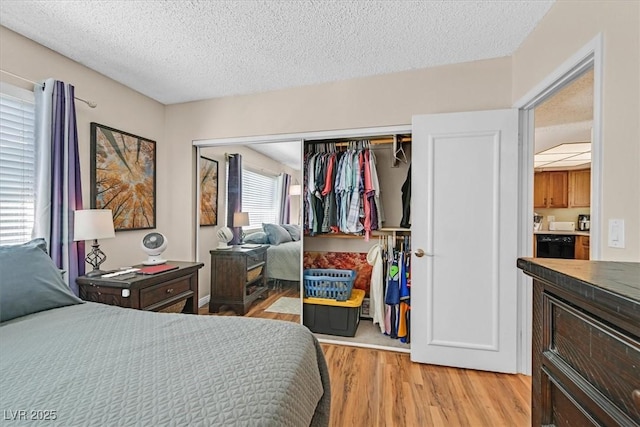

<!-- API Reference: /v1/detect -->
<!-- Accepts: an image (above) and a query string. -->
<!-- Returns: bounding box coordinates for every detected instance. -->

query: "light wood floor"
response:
[201,288,531,426]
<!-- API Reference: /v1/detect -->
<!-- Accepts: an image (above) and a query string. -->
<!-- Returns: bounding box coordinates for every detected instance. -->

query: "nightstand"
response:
[209,246,268,315]
[76,261,204,314]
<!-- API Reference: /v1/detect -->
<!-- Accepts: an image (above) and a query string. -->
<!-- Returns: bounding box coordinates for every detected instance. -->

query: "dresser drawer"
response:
[546,294,640,422]
[140,276,192,309]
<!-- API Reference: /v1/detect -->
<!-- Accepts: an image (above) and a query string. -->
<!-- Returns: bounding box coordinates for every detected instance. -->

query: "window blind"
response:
[0,87,36,245]
[242,168,277,227]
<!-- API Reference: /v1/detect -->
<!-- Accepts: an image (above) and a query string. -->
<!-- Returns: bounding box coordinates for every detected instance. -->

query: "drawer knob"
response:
[166,288,174,294]
[633,389,640,410]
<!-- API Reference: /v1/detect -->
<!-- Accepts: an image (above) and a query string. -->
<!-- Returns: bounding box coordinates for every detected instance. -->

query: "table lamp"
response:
[289,184,301,196]
[74,209,116,277]
[233,212,250,243]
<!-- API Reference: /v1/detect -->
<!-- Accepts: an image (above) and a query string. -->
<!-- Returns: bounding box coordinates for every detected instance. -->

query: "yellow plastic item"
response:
[303,288,365,307]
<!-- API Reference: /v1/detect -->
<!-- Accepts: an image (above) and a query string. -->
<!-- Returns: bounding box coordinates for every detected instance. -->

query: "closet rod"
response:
[0,69,97,108]
[307,136,412,146]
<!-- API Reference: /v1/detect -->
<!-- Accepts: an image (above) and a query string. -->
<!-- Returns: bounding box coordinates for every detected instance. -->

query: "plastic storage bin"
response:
[303,268,356,301]
[303,289,365,337]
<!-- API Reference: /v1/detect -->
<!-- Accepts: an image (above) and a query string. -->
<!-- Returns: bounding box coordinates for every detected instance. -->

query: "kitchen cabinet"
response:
[569,168,591,207]
[534,171,568,208]
[575,235,590,260]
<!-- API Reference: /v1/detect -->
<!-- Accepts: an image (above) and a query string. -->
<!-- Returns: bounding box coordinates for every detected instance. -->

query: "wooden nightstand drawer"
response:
[247,250,266,266]
[140,276,193,310]
[77,261,203,314]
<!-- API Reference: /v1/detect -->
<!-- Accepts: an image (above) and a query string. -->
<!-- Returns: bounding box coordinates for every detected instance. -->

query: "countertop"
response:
[534,230,590,236]
[517,257,640,340]
[517,257,639,304]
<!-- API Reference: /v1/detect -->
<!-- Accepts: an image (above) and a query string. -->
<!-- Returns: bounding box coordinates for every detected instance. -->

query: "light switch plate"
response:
[608,219,625,248]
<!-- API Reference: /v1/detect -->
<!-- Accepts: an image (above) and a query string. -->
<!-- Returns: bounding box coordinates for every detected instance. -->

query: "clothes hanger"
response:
[392,135,409,167]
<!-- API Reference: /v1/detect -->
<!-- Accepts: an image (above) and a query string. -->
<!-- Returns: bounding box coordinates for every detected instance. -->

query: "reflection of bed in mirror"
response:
[265,239,301,284]
[244,223,301,286]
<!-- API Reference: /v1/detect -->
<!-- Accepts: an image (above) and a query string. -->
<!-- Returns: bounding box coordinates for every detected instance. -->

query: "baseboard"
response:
[198,294,210,308]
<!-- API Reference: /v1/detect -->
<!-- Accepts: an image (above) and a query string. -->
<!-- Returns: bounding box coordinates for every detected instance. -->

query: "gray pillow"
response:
[281,224,301,241]
[0,244,84,322]
[18,237,48,253]
[262,223,293,245]
[244,231,269,244]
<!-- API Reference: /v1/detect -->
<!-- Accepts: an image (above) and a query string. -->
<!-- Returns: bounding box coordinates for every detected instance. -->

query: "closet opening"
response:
[193,124,413,353]
[301,133,412,353]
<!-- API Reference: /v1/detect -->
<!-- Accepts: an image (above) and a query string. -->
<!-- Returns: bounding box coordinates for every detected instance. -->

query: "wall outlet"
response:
[547,215,555,223]
[608,219,625,248]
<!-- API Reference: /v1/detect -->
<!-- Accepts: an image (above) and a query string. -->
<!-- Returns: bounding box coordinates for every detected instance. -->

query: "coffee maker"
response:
[533,213,543,231]
[578,214,590,231]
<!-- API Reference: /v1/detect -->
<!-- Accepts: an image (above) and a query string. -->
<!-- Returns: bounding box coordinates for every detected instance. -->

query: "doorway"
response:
[533,69,593,247]
[515,34,603,375]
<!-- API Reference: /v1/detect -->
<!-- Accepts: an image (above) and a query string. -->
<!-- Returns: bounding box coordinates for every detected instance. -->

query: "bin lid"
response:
[303,288,365,307]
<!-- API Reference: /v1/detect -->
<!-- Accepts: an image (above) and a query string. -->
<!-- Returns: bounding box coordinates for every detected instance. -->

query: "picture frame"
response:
[199,156,219,226]
[90,123,156,231]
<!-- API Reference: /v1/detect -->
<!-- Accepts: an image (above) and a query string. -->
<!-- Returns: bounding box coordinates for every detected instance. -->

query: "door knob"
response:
[415,249,425,257]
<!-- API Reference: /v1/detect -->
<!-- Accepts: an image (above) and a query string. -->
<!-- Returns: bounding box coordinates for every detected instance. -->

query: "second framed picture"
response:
[90,123,156,231]
[199,156,219,226]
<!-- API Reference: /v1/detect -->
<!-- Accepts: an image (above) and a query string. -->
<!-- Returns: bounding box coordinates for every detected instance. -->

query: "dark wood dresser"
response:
[209,246,268,315]
[77,261,203,314]
[518,258,639,426]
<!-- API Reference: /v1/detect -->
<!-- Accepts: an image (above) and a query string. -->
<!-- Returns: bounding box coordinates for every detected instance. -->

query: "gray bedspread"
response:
[266,240,301,282]
[0,303,330,426]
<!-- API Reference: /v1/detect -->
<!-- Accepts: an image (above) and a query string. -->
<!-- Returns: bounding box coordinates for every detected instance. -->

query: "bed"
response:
[0,240,330,426]
[247,224,301,285]
[266,239,301,283]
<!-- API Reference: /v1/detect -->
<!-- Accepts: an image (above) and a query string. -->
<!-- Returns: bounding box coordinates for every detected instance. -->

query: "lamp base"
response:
[85,269,107,278]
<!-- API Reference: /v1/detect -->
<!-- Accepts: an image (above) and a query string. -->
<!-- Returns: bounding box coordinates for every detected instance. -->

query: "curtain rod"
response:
[0,69,97,108]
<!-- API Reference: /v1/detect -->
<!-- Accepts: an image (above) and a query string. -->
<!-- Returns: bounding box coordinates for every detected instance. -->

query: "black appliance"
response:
[536,234,575,259]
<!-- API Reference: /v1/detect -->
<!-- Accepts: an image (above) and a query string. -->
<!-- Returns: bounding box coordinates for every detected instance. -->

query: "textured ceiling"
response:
[0,0,554,105]
[535,69,594,129]
[534,69,593,153]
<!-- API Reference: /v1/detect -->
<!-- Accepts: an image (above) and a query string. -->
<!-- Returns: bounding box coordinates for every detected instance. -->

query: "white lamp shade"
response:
[233,212,250,227]
[289,184,301,196]
[74,209,116,241]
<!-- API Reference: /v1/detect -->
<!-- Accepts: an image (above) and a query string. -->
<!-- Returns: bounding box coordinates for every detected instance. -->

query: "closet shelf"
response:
[378,227,411,233]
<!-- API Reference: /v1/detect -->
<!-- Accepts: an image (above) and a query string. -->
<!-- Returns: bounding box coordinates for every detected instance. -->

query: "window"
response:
[0,83,36,245]
[242,168,277,228]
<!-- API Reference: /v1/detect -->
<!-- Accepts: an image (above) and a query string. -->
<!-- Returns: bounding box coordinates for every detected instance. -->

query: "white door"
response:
[410,109,519,373]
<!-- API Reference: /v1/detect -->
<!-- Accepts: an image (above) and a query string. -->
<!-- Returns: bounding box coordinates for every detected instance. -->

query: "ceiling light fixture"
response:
[534,142,591,169]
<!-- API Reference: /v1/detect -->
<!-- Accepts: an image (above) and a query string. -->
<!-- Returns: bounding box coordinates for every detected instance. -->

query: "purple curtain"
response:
[49,81,85,294]
[226,154,242,245]
[278,173,291,224]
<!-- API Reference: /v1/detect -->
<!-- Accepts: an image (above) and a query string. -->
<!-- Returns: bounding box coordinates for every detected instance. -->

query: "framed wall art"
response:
[90,123,156,231]
[199,156,219,226]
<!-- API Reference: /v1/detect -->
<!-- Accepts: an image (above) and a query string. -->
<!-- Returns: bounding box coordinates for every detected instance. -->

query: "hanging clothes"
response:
[385,253,401,338]
[400,165,411,228]
[367,243,386,333]
[302,141,384,238]
[375,234,411,342]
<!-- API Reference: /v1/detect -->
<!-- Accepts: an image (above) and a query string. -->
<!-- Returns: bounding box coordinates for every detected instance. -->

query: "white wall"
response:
[0,27,166,270]
[512,0,640,260]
